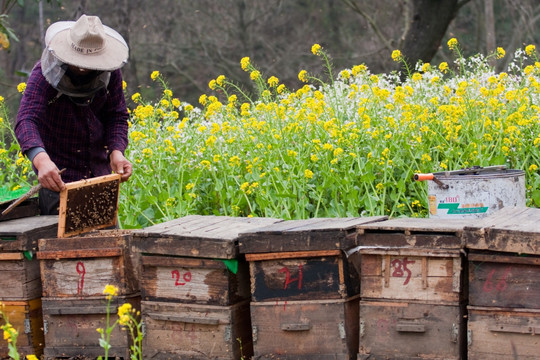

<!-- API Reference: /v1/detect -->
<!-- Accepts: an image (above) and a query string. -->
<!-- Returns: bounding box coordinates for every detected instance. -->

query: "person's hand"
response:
[110,150,132,182]
[33,152,65,192]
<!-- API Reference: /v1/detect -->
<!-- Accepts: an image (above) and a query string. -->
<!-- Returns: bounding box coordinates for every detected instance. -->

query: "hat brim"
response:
[47,24,129,71]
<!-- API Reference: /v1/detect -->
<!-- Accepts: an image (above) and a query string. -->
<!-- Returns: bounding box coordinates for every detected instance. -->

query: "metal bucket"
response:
[422,166,526,219]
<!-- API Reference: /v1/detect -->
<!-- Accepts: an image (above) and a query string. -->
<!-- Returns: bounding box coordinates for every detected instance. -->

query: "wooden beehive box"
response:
[358,300,465,360]
[58,173,121,238]
[353,217,473,360]
[133,215,282,304]
[239,217,387,301]
[0,299,44,358]
[37,231,137,298]
[250,297,359,360]
[467,307,540,360]
[41,295,139,359]
[0,252,41,301]
[463,207,540,359]
[0,215,58,252]
[141,299,252,360]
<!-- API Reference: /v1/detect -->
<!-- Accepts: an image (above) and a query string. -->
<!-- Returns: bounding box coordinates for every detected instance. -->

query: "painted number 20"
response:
[171,270,192,286]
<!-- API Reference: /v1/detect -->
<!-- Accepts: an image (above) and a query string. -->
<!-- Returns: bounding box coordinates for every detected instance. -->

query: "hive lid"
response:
[463,206,540,255]
[133,215,282,259]
[238,216,388,254]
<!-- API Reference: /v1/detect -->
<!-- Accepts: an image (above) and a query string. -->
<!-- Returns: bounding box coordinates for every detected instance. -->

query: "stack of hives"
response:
[36,229,138,359]
[353,217,476,359]
[464,206,540,359]
[237,216,386,359]
[0,215,58,358]
[131,215,281,360]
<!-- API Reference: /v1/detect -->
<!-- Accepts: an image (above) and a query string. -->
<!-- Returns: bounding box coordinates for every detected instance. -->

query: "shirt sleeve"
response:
[103,69,129,154]
[15,63,51,155]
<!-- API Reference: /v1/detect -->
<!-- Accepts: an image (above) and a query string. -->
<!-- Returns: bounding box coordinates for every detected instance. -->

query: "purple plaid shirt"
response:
[15,61,129,183]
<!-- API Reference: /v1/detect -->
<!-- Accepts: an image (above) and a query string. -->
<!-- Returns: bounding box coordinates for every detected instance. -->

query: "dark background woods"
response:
[0,0,539,113]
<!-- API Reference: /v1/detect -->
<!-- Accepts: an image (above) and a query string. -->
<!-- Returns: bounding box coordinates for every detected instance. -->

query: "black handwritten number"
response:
[391,258,415,285]
[171,270,192,286]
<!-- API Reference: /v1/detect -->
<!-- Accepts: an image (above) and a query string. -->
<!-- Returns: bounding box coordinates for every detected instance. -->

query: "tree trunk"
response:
[400,0,461,67]
[484,0,496,67]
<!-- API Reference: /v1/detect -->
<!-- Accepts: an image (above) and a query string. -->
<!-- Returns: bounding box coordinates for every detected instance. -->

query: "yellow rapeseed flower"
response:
[240,57,250,71]
[27,355,39,360]
[391,50,402,62]
[250,70,260,81]
[216,75,226,86]
[131,92,141,103]
[0,32,9,49]
[447,38,458,51]
[151,71,160,80]
[267,76,279,87]
[17,82,26,94]
[529,164,538,172]
[311,43,322,55]
[439,62,449,73]
[304,169,314,179]
[209,79,217,90]
[496,47,505,59]
[103,284,119,299]
[298,70,308,83]
[525,44,536,57]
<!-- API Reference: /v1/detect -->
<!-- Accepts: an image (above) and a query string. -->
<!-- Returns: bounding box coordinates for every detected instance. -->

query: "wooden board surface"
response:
[464,206,540,255]
[0,197,39,222]
[0,298,44,358]
[0,215,58,252]
[133,215,282,259]
[58,174,121,238]
[238,216,388,254]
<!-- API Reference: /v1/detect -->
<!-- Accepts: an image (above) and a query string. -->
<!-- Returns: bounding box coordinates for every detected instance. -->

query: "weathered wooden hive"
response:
[463,206,540,360]
[238,216,387,360]
[132,215,282,360]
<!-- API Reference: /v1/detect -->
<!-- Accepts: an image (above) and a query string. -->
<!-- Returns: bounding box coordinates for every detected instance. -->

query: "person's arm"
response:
[103,69,131,182]
[15,63,65,191]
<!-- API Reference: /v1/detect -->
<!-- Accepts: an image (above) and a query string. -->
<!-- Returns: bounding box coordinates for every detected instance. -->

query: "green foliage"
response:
[118,42,540,227]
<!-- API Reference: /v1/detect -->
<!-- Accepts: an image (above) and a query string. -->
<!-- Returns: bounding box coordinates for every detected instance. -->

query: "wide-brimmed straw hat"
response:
[44,14,128,71]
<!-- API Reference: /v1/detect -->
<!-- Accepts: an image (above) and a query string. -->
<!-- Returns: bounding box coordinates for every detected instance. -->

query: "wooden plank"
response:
[132,216,282,259]
[238,216,388,254]
[245,249,341,261]
[140,215,281,240]
[37,248,122,260]
[141,300,252,360]
[359,300,464,359]
[356,216,476,234]
[0,252,23,260]
[464,207,540,255]
[467,305,540,360]
[58,173,121,238]
[250,297,359,359]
